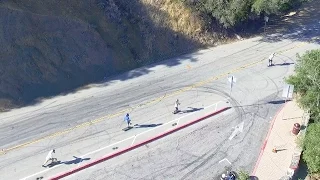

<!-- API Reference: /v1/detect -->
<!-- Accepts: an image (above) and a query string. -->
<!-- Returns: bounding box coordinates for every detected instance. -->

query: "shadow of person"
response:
[134,123,163,128]
[273,62,294,66]
[62,156,91,165]
[182,107,204,113]
[268,100,286,104]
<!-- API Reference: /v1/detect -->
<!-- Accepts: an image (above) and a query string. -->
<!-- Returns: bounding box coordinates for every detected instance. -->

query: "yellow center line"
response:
[0,42,304,155]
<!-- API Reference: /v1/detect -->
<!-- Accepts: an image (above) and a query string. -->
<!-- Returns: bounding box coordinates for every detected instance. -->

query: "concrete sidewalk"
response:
[253,100,309,180]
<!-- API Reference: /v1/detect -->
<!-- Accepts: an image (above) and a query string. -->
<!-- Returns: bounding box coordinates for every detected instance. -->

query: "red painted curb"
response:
[251,103,287,175]
[49,107,231,180]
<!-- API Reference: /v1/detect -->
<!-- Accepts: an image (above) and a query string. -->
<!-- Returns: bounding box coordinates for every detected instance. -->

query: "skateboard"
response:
[172,110,181,114]
[42,158,59,168]
[122,126,133,131]
[122,124,139,131]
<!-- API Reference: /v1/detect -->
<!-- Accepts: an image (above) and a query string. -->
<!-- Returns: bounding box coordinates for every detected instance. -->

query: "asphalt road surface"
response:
[65,40,319,180]
[0,14,319,180]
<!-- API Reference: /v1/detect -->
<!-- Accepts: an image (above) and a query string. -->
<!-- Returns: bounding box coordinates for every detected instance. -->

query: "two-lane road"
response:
[0,33,319,180]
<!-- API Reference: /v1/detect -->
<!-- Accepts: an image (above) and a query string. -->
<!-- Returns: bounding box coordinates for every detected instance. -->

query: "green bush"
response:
[238,170,250,180]
[303,123,320,173]
[296,133,305,149]
[285,50,320,174]
[187,0,307,28]
[286,50,320,122]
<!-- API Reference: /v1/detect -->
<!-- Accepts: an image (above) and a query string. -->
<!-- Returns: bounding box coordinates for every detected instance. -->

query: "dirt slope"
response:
[0,0,227,111]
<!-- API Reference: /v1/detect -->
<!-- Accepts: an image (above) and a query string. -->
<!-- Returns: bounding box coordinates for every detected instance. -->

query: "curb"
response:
[251,103,287,175]
[49,107,231,180]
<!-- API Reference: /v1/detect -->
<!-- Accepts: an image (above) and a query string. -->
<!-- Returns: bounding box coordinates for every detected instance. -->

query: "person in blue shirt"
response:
[124,113,132,127]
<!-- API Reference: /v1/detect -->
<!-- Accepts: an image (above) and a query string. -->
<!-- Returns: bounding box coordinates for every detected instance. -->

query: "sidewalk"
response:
[253,100,309,180]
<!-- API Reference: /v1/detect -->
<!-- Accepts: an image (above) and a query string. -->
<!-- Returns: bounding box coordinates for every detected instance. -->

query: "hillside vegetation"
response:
[191,0,307,28]
[287,50,320,179]
[0,0,309,110]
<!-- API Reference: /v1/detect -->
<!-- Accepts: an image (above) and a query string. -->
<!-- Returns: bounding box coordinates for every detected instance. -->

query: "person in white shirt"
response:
[42,149,56,167]
[268,52,275,66]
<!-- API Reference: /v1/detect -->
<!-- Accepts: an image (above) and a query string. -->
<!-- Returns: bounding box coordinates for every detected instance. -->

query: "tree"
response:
[303,123,320,173]
[201,0,251,28]
[252,0,298,15]
[286,49,320,175]
[286,50,320,122]
[188,0,307,29]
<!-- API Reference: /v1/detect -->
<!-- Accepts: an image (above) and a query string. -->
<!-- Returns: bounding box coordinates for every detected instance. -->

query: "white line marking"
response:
[219,158,231,165]
[131,135,137,146]
[19,166,61,180]
[21,100,223,180]
[80,101,222,158]
[228,121,244,140]
[81,136,134,158]
[174,101,221,127]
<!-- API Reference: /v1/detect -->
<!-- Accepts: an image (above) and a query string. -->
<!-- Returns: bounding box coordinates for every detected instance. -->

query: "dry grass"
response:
[142,0,204,36]
[0,0,225,110]
[2,0,310,111]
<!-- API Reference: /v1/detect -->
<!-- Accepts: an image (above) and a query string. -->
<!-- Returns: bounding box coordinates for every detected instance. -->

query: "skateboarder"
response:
[124,113,132,127]
[42,149,56,167]
[174,99,180,113]
[268,52,275,66]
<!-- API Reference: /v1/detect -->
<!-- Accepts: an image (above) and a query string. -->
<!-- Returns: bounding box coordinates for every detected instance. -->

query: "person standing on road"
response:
[268,52,275,66]
[124,113,132,127]
[42,149,56,167]
[174,99,180,112]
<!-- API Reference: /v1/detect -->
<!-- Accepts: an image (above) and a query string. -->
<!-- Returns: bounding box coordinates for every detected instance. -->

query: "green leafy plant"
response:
[286,50,320,122]
[186,0,308,28]
[295,133,305,149]
[303,123,320,173]
[286,49,320,174]
[238,170,250,180]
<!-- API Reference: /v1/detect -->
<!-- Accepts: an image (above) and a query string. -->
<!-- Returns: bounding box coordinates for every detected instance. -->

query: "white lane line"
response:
[20,166,61,180]
[81,136,135,158]
[173,101,221,127]
[131,135,137,146]
[21,100,223,180]
[81,101,222,158]
[219,158,231,165]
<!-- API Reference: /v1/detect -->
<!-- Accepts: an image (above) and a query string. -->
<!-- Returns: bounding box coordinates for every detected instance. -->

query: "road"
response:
[65,40,319,180]
[0,16,319,180]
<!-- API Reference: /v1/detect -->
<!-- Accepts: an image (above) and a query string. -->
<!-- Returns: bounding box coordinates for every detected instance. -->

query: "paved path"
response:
[253,100,307,180]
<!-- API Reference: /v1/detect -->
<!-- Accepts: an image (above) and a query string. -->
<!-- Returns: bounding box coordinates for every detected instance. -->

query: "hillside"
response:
[0,0,312,111]
[0,0,226,111]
